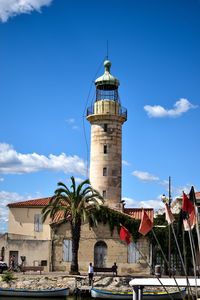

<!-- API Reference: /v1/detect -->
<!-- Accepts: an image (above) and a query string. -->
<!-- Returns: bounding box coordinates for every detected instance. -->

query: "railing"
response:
[87,104,127,119]
[96,89,119,101]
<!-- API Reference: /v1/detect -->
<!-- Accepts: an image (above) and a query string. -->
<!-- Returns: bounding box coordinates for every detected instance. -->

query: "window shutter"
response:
[34,214,43,232]
[34,214,39,232]
[63,239,72,262]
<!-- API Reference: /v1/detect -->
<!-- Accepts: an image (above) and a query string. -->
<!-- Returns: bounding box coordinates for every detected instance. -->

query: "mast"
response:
[168,176,172,277]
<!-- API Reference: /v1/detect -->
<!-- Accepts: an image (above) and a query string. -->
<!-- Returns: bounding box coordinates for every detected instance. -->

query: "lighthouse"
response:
[87,60,127,211]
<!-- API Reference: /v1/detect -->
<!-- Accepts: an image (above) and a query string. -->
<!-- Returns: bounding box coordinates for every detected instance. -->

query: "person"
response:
[10,255,15,270]
[88,262,94,286]
[112,262,118,276]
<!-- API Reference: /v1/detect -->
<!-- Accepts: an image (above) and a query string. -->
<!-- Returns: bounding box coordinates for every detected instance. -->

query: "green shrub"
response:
[2,271,15,282]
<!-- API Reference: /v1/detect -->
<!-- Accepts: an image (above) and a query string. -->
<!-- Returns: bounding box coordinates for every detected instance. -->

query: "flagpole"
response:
[168,176,172,277]
[138,209,185,299]
[170,223,194,300]
[163,197,194,299]
[151,229,186,300]
[188,227,198,299]
[133,243,176,300]
[184,214,198,299]
[195,205,200,274]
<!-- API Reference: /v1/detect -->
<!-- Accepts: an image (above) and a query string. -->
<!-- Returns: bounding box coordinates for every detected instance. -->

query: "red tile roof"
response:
[195,192,200,199]
[7,197,51,208]
[124,208,154,222]
[51,211,68,224]
[7,197,154,224]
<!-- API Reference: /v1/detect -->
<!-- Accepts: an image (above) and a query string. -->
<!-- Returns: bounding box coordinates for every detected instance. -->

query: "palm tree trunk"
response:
[70,219,81,275]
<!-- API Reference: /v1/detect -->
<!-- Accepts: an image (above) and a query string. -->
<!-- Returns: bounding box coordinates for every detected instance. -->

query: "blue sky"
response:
[0,0,200,232]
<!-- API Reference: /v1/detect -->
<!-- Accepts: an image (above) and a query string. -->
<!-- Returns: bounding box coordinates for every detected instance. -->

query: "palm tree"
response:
[42,176,104,274]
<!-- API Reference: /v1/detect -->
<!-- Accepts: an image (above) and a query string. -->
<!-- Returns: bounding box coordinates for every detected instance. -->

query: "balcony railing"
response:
[87,104,127,119]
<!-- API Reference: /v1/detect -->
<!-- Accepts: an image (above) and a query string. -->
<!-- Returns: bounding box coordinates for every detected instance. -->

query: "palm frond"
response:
[70,176,76,196]
[57,181,68,189]
[54,187,70,196]
[76,178,90,196]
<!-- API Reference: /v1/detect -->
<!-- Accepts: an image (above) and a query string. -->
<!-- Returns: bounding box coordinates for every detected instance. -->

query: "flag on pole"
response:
[138,210,153,236]
[182,191,196,231]
[189,186,196,204]
[165,203,175,224]
[183,209,196,231]
[182,192,194,215]
[119,225,131,244]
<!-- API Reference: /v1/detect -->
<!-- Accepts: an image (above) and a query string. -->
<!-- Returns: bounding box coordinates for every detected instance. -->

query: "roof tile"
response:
[7,197,51,208]
[124,208,154,222]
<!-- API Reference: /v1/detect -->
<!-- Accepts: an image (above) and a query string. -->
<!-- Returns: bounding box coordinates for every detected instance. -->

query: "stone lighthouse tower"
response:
[87,60,127,211]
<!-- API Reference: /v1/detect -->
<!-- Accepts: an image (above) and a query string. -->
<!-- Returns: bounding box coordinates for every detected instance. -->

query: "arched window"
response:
[94,241,107,267]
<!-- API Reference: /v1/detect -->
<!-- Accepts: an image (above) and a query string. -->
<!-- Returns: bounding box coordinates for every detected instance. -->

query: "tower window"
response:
[104,145,107,154]
[103,190,106,198]
[103,167,107,176]
[104,124,108,132]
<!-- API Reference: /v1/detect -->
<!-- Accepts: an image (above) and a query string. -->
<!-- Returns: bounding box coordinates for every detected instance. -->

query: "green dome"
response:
[95,60,119,89]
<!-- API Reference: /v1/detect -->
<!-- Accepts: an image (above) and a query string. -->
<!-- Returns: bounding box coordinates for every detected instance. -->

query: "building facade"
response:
[0,60,154,274]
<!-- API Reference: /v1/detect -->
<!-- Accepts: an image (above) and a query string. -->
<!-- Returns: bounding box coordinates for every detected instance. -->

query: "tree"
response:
[42,176,104,274]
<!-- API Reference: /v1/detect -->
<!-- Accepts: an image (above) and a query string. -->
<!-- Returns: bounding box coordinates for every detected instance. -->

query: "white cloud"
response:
[72,126,79,130]
[0,190,25,206]
[172,184,197,199]
[74,177,86,184]
[0,0,53,22]
[0,191,35,233]
[66,118,75,124]
[0,143,86,175]
[122,197,163,210]
[144,98,197,118]
[122,197,138,207]
[122,160,130,166]
[132,170,159,181]
[66,118,79,130]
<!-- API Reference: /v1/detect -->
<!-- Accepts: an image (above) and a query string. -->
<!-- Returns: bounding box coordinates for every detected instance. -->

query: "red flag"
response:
[182,191,196,231]
[165,203,175,224]
[139,210,153,236]
[183,209,196,231]
[120,225,131,244]
[182,192,194,214]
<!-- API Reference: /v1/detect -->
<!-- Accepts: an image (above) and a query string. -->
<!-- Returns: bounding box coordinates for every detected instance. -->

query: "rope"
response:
[170,223,194,300]
[133,243,175,300]
[82,57,107,177]
[152,229,188,300]
[188,228,198,299]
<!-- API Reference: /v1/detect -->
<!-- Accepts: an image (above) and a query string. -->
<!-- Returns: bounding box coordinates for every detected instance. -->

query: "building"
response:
[0,60,153,274]
[87,60,127,210]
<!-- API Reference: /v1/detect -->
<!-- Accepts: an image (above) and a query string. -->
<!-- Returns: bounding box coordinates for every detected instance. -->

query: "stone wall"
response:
[0,234,51,271]
[52,222,151,275]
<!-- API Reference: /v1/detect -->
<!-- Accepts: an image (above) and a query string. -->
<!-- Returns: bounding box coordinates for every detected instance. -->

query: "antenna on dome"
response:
[106,40,109,60]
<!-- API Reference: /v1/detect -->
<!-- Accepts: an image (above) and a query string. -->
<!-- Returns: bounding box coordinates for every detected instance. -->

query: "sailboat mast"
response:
[168,176,172,277]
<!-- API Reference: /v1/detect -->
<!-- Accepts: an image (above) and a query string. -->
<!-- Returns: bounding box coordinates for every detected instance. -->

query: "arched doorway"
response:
[94,241,107,267]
